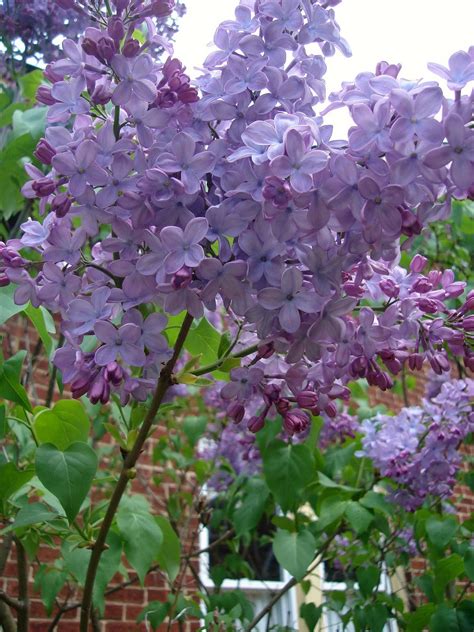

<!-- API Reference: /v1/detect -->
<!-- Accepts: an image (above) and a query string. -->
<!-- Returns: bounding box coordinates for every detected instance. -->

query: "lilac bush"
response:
[0,0,473,439]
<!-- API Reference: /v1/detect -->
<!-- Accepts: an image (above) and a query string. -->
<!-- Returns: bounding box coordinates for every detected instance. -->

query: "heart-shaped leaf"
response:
[35,442,98,522]
[34,400,90,450]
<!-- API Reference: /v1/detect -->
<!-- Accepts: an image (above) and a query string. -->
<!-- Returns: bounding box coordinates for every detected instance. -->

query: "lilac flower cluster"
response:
[359,379,474,510]
[1,0,473,417]
[0,0,186,74]
[319,411,359,449]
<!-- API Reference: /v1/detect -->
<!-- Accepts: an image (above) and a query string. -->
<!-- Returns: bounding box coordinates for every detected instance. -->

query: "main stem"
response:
[79,313,194,631]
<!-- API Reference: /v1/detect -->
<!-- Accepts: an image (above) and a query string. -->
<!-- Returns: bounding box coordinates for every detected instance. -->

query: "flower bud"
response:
[247,414,265,433]
[32,178,56,197]
[91,79,114,105]
[112,0,130,12]
[104,361,124,385]
[256,342,274,360]
[82,37,99,58]
[461,315,474,331]
[36,85,57,106]
[107,17,125,42]
[122,39,141,58]
[97,36,116,63]
[276,398,290,415]
[379,278,399,298]
[410,254,428,273]
[172,266,192,289]
[324,402,337,417]
[296,389,318,409]
[0,273,10,287]
[283,409,310,435]
[408,352,424,371]
[51,193,72,218]
[412,277,432,293]
[227,402,245,424]
[34,139,56,165]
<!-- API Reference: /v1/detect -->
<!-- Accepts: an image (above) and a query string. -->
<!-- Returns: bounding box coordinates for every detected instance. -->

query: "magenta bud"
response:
[0,273,10,287]
[256,342,274,360]
[97,36,116,62]
[379,278,400,298]
[91,80,114,105]
[324,402,337,418]
[227,402,245,424]
[283,409,310,435]
[263,383,280,405]
[122,39,141,58]
[105,361,124,385]
[408,353,424,371]
[296,390,318,409]
[412,277,432,293]
[147,0,175,18]
[410,254,428,274]
[171,266,192,290]
[112,0,130,12]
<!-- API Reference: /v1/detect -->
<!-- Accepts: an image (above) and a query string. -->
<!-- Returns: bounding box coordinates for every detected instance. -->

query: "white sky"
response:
[174,0,474,133]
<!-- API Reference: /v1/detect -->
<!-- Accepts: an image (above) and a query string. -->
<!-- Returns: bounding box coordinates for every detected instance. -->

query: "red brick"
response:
[108,587,145,604]
[104,603,124,620]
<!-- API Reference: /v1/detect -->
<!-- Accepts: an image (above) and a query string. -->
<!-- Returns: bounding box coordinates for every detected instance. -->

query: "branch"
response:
[15,537,29,632]
[0,603,16,632]
[0,534,16,631]
[244,535,336,632]
[191,343,260,376]
[79,313,194,631]
[0,591,20,611]
[45,333,64,407]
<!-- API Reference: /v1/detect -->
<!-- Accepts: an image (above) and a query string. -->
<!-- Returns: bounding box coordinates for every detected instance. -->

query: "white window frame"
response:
[198,521,300,631]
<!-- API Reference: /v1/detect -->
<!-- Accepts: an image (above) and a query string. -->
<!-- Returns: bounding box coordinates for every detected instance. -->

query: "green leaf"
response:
[406,604,435,632]
[182,415,207,447]
[154,516,181,583]
[0,404,6,439]
[23,304,55,355]
[317,471,358,492]
[0,351,32,411]
[93,531,123,613]
[434,554,464,596]
[464,548,474,581]
[356,565,381,598]
[137,602,169,630]
[430,605,462,632]
[273,529,316,580]
[316,497,348,531]
[12,107,46,139]
[117,495,163,584]
[35,442,98,522]
[3,502,60,532]
[0,102,28,127]
[33,400,90,450]
[426,516,457,549]
[232,478,269,536]
[34,566,67,616]
[300,603,322,632]
[365,604,389,632]
[345,501,373,534]
[18,70,44,101]
[0,285,24,324]
[262,440,314,511]
[184,317,221,366]
[360,491,393,515]
[0,462,34,501]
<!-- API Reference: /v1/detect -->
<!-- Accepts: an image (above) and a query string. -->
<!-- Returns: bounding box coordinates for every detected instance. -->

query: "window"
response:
[321,563,398,632]
[199,516,299,631]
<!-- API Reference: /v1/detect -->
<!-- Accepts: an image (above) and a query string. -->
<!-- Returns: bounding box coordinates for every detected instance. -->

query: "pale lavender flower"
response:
[94,321,146,366]
[160,217,208,273]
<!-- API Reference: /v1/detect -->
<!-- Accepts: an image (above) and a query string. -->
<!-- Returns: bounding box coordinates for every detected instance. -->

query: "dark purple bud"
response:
[112,0,130,12]
[89,376,110,405]
[262,176,292,208]
[43,64,62,83]
[97,36,116,63]
[0,273,10,287]
[408,353,424,371]
[104,361,124,385]
[107,17,125,42]
[283,409,310,435]
[82,37,99,58]
[32,178,56,197]
[172,266,192,289]
[429,352,450,375]
[91,80,114,105]
[256,342,274,360]
[263,383,280,405]
[34,139,56,165]
[276,398,291,415]
[144,0,175,18]
[247,414,266,434]
[122,39,141,58]
[296,390,319,410]
[36,85,57,106]
[227,402,245,424]
[417,298,438,314]
[324,402,338,418]
[51,193,72,218]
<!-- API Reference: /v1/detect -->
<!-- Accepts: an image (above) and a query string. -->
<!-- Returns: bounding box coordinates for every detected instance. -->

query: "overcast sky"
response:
[174,0,474,133]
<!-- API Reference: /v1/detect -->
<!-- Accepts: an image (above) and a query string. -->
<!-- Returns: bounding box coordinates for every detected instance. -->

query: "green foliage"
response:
[33,400,90,450]
[35,442,98,522]
[273,528,316,580]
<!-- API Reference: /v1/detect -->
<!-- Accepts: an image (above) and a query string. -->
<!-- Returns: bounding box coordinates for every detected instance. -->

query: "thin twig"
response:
[45,333,64,407]
[79,313,194,631]
[15,537,29,632]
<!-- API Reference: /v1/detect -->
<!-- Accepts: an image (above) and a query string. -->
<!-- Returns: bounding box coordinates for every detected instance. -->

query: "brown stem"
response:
[0,591,20,610]
[45,333,64,407]
[0,602,16,632]
[0,534,16,631]
[79,313,194,631]
[15,537,29,632]
[90,607,101,632]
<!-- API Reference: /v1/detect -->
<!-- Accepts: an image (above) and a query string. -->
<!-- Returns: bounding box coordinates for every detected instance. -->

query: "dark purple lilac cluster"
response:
[359,379,474,510]
[1,0,473,416]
